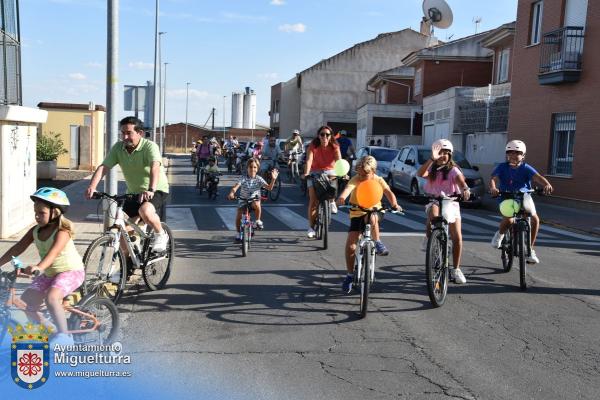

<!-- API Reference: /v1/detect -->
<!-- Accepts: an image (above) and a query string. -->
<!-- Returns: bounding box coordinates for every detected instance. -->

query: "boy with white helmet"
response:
[417,139,471,284]
[489,140,553,264]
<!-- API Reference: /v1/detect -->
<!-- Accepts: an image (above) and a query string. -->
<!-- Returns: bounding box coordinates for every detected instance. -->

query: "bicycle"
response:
[424,194,461,308]
[196,158,209,192]
[307,174,337,250]
[286,150,302,183]
[205,172,220,200]
[0,258,119,345]
[344,204,401,318]
[225,148,237,173]
[495,189,537,291]
[235,195,259,257]
[83,192,174,303]
[260,158,281,201]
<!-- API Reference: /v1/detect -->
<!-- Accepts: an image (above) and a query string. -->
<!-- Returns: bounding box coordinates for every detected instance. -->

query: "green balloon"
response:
[499,199,520,218]
[334,159,350,177]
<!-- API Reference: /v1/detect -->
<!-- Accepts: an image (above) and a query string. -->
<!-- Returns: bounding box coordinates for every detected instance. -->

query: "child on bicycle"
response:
[417,139,471,284]
[0,188,84,345]
[489,140,553,264]
[336,156,400,293]
[227,158,279,241]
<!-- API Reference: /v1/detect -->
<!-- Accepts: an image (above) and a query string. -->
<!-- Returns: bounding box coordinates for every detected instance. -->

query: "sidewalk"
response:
[480,194,600,237]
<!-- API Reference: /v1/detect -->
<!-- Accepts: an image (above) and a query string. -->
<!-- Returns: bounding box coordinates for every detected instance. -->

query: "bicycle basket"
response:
[313,174,337,201]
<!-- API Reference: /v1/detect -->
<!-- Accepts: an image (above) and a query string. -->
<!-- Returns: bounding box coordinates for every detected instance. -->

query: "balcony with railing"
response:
[538,26,584,85]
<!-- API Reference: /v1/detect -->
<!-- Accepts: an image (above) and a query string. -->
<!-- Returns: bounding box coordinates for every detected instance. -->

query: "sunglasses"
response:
[319,132,332,137]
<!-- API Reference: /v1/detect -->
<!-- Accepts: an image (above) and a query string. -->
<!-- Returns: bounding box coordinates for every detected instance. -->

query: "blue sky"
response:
[20,0,517,127]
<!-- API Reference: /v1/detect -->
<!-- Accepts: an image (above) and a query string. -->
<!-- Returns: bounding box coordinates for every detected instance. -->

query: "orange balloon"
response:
[356,180,383,208]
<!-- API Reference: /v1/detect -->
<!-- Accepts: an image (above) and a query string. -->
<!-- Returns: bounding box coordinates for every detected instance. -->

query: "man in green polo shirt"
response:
[85,116,170,252]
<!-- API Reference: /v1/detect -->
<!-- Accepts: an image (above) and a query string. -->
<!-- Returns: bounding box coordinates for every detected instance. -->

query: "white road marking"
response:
[215,207,238,231]
[263,207,307,230]
[166,208,198,231]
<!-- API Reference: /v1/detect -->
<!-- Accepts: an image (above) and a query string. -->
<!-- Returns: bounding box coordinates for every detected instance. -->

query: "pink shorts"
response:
[29,269,85,297]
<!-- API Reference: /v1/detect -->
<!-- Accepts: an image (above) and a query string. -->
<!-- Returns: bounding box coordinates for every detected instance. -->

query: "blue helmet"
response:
[30,187,70,213]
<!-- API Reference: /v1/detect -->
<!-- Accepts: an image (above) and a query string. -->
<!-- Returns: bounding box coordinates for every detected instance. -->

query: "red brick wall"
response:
[508,0,600,202]
[386,79,413,104]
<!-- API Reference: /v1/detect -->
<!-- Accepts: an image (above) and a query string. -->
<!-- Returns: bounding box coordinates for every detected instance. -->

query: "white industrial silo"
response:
[231,92,243,129]
[242,87,256,129]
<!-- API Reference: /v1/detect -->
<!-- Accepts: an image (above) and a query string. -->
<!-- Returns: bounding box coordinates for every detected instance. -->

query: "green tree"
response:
[37,132,67,161]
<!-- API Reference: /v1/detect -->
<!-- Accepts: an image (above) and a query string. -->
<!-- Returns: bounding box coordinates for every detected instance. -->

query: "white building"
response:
[272,29,435,139]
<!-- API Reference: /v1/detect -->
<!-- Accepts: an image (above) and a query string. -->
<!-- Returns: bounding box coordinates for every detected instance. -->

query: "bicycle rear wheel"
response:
[82,234,127,304]
[242,225,250,256]
[425,229,448,307]
[315,203,323,241]
[143,223,174,291]
[68,293,120,345]
[359,243,372,318]
[517,225,527,291]
[269,176,281,201]
[501,229,513,272]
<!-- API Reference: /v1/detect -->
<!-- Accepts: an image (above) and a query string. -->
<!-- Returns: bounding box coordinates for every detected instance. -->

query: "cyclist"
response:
[336,156,400,293]
[85,116,170,253]
[261,136,281,173]
[227,158,279,241]
[417,139,471,284]
[303,125,342,238]
[0,188,84,346]
[336,130,355,162]
[285,129,303,167]
[489,140,553,264]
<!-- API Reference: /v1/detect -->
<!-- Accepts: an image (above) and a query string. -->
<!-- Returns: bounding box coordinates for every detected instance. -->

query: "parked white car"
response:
[352,146,400,177]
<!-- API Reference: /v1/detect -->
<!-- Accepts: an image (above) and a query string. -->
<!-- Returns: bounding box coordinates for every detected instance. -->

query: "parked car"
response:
[352,146,400,177]
[388,145,485,205]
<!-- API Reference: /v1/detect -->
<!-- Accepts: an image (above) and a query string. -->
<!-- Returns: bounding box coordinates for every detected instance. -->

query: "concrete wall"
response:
[39,109,105,170]
[285,30,432,139]
[279,76,301,139]
[0,105,48,238]
[464,131,508,179]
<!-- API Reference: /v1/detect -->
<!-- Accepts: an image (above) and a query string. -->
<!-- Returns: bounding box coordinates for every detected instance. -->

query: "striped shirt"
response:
[237,175,267,199]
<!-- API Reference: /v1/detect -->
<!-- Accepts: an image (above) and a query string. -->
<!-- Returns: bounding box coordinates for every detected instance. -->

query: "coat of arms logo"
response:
[8,323,51,389]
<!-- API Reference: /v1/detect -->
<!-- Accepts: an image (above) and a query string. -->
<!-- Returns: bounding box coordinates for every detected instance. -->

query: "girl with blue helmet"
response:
[0,187,85,346]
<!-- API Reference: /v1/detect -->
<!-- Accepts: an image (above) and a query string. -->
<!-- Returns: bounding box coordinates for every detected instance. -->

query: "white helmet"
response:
[292,129,300,135]
[505,140,526,154]
[433,139,453,153]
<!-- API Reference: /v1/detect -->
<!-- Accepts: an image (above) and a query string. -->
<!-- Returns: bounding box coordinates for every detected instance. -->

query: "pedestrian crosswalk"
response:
[165,203,600,247]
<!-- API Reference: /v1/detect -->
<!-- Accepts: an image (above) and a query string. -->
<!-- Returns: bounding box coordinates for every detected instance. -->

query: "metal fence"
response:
[0,0,21,105]
[456,83,511,134]
[539,26,584,74]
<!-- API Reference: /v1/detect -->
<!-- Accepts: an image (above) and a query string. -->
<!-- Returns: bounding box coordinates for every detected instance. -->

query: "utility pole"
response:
[152,0,160,142]
[185,82,190,153]
[106,0,119,228]
[222,95,226,144]
[162,62,169,155]
[158,31,166,153]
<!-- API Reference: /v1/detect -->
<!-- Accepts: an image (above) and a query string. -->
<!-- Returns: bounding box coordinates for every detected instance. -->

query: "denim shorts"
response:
[307,170,336,188]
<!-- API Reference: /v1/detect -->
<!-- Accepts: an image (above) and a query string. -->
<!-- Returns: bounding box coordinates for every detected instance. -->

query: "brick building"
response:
[162,123,269,153]
[508,0,597,204]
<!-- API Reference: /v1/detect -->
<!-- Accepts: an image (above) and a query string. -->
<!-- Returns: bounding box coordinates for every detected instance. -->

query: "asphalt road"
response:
[116,155,600,400]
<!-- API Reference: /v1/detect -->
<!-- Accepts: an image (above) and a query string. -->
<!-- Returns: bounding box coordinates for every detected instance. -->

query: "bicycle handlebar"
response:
[426,194,462,202]
[342,204,404,215]
[492,188,543,198]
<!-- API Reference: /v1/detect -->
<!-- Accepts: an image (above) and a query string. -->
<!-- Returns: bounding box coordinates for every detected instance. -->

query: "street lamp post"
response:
[185,82,190,154]
[162,62,169,155]
[158,31,166,153]
[222,95,226,144]
[152,0,160,142]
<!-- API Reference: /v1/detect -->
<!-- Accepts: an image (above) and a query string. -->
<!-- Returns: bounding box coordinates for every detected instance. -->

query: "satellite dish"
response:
[422,0,453,30]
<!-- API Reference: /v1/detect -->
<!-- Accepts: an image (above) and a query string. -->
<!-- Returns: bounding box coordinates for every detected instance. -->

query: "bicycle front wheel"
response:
[322,200,330,250]
[82,234,127,304]
[501,229,513,272]
[359,244,372,318]
[69,293,120,345]
[517,225,527,291]
[143,223,174,291]
[425,229,448,307]
[242,225,250,257]
[269,176,281,201]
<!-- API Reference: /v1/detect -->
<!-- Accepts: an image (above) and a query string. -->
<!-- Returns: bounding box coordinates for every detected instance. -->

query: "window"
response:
[414,68,422,96]
[497,48,510,83]
[550,112,576,176]
[530,1,543,45]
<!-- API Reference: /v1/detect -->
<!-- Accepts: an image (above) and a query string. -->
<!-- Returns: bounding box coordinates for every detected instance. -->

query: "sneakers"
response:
[527,249,540,264]
[50,332,74,347]
[254,220,264,230]
[342,274,354,293]
[330,202,338,214]
[307,228,316,238]
[420,236,428,252]
[451,268,467,284]
[491,230,504,249]
[375,241,389,256]
[151,231,169,252]
[109,269,122,284]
